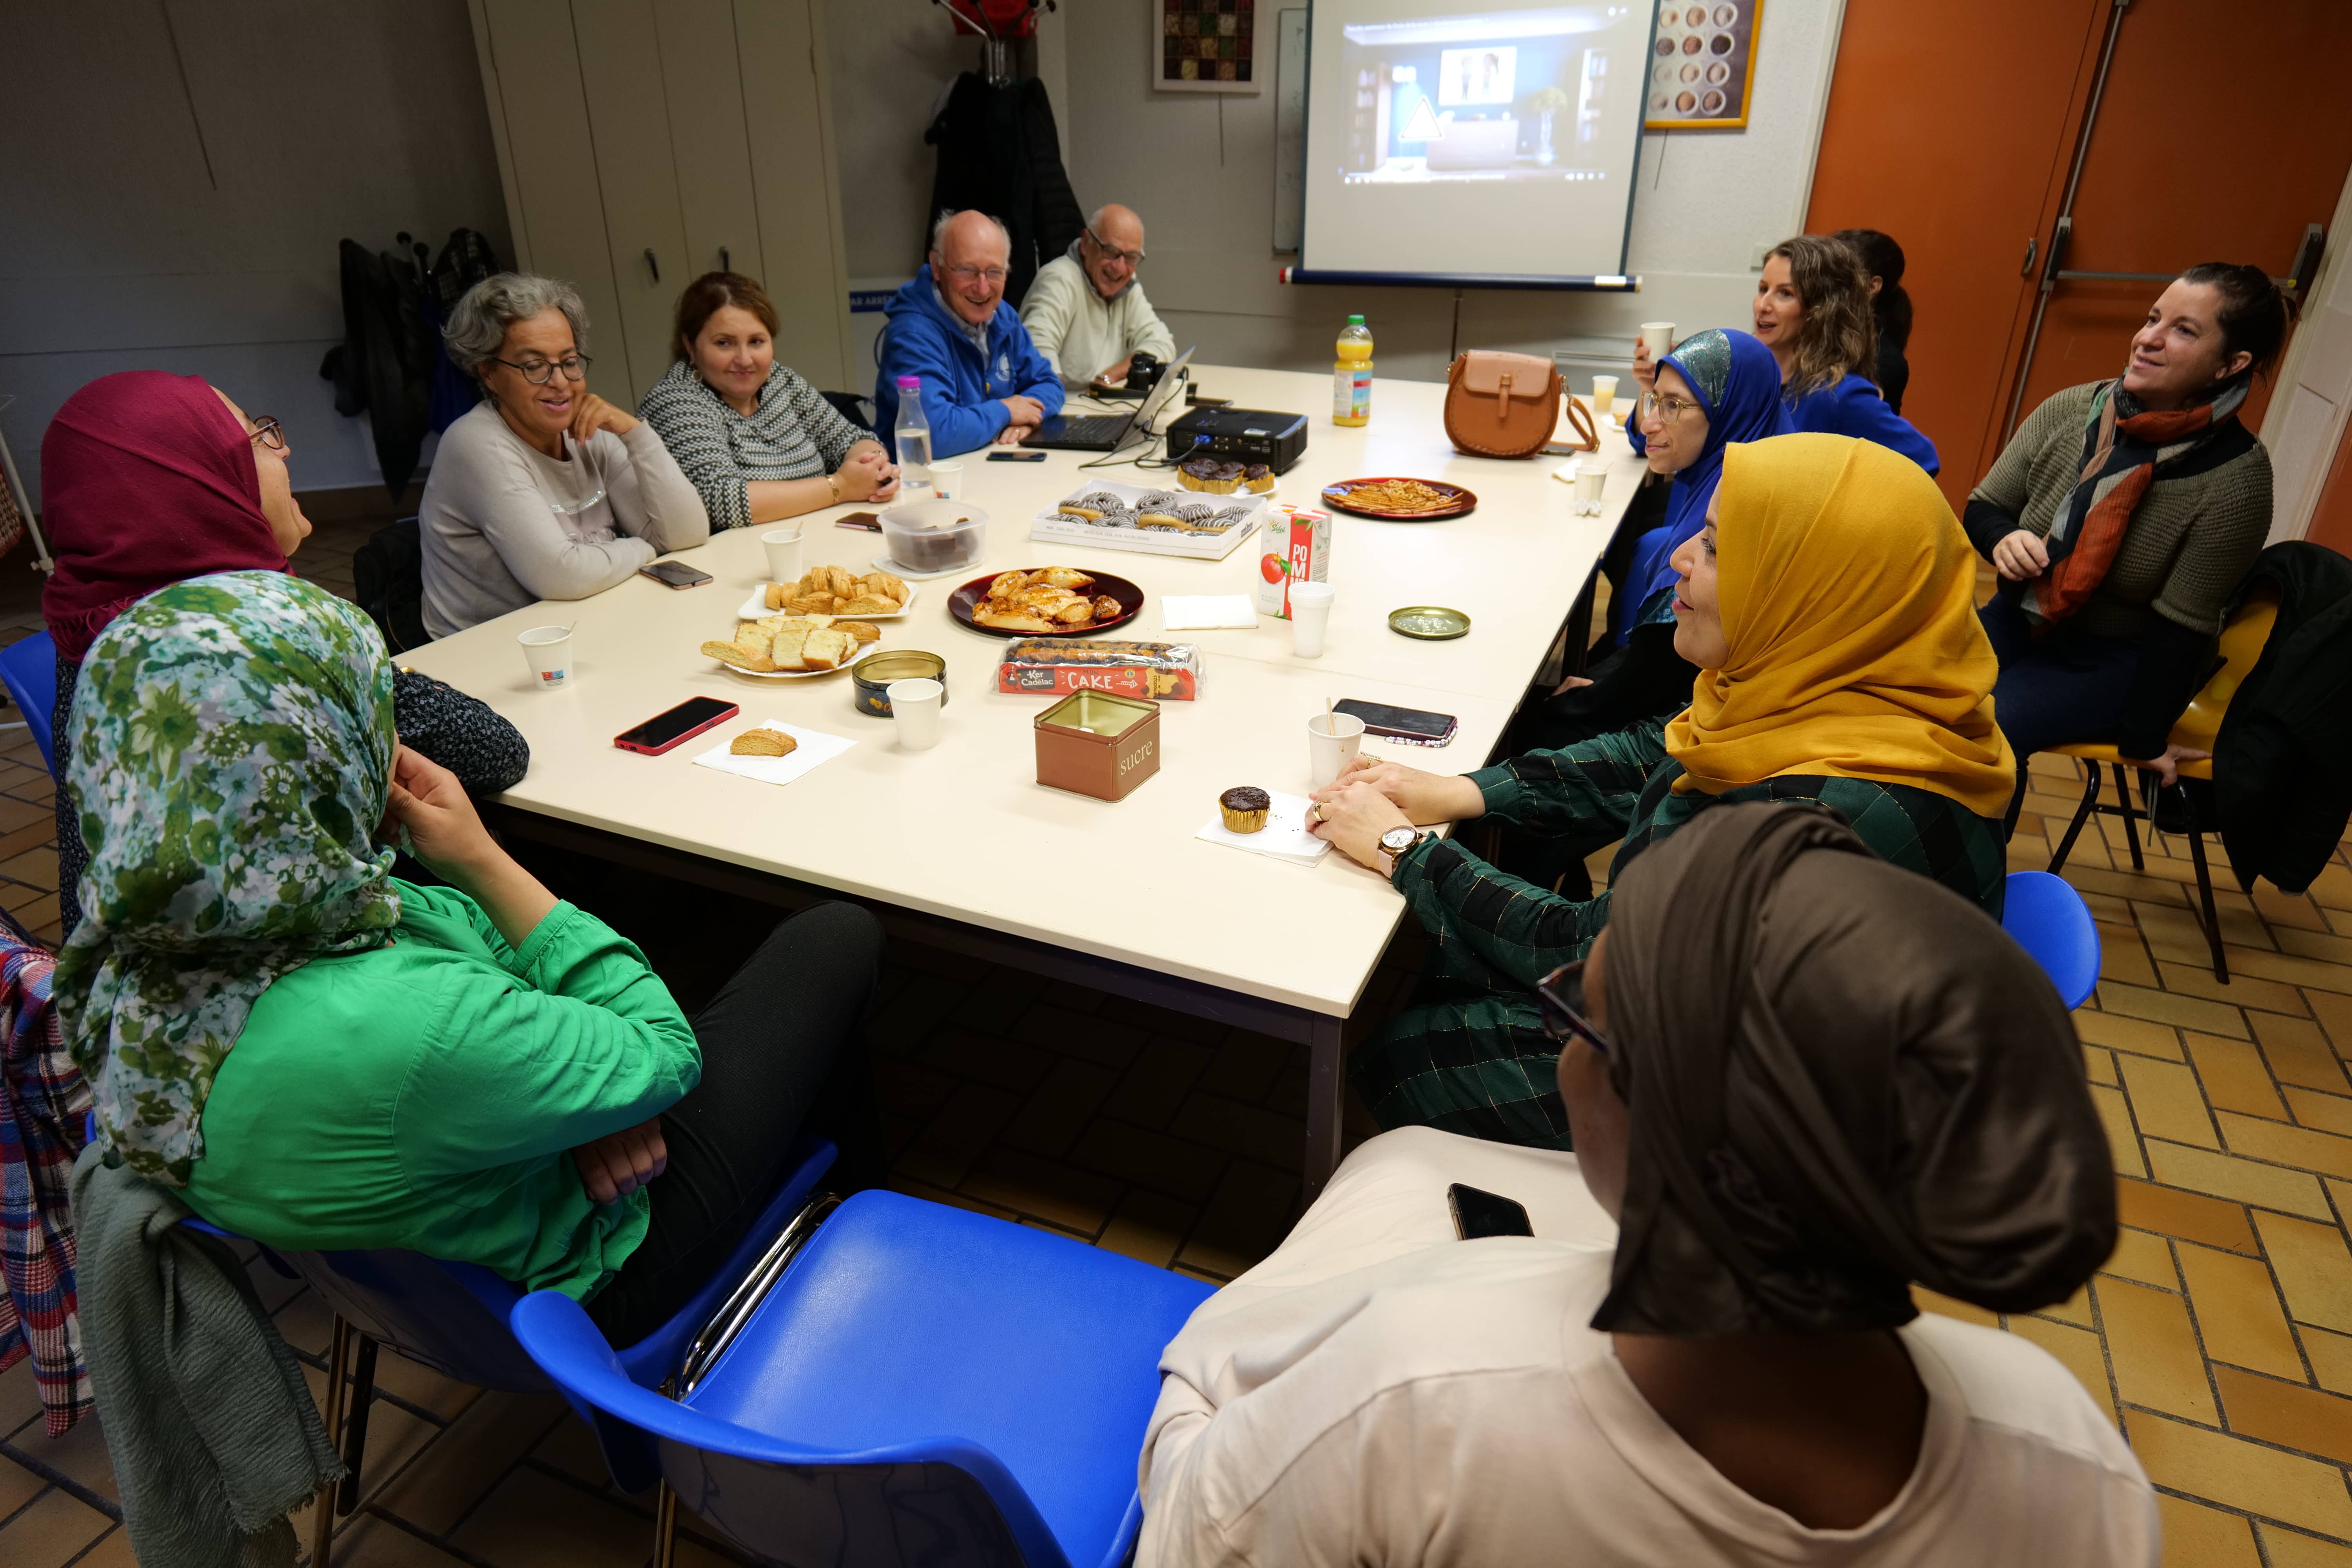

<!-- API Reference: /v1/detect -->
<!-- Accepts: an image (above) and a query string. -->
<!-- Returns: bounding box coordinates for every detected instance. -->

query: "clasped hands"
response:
[997,394,1048,445]
[1306,754,1486,871]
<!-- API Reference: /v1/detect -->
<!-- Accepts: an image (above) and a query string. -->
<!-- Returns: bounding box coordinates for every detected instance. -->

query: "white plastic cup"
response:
[760,527,803,585]
[1287,580,1336,658]
[518,625,574,688]
[929,460,965,502]
[888,677,943,750]
[1575,467,1608,514]
[1640,321,1676,360]
[1590,375,1618,417]
[1307,710,1366,788]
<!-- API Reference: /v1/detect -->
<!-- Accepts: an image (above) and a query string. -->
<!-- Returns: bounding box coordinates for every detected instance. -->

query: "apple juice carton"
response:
[1256,505,1332,619]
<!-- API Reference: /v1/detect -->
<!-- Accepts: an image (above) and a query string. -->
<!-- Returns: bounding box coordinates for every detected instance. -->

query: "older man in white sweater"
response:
[1020,204,1177,391]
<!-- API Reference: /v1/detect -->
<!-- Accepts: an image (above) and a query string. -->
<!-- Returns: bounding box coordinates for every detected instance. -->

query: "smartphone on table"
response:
[837,510,884,531]
[615,697,738,756]
[986,450,1048,463]
[1448,1183,1534,1239]
[640,560,714,590]
[1334,699,1459,748]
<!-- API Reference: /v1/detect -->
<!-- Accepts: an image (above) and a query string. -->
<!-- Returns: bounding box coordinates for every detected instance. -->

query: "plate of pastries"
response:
[701,613,881,677]
[1319,476,1477,521]
[737,565,916,621]
[1054,488,1258,536]
[948,566,1145,636]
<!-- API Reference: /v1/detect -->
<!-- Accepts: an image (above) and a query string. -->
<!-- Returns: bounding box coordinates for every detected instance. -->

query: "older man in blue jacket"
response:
[875,210,1065,458]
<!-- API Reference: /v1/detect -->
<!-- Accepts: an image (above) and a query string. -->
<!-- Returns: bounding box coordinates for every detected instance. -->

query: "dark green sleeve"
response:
[1470,717,1669,836]
[1389,837,1615,987]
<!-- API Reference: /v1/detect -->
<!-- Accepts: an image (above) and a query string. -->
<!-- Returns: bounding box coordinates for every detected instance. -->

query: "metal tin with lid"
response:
[1034,690,1161,800]
[851,650,948,717]
[1387,605,1472,641]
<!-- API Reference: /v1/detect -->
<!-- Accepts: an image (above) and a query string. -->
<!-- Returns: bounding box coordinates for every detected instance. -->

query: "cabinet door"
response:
[573,0,694,406]
[736,0,855,392]
[654,0,765,286]
[472,0,638,404]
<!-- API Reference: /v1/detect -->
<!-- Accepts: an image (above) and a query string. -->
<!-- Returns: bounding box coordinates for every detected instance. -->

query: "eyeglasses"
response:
[1084,228,1146,268]
[494,354,592,385]
[1534,959,1610,1058]
[1638,392,1702,426]
[247,415,286,452]
[943,264,1009,286]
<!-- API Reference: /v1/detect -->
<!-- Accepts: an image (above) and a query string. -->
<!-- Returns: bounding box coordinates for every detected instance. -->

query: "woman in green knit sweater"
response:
[1968,263,2288,828]
[59,573,880,1345]
[1307,435,2016,1147]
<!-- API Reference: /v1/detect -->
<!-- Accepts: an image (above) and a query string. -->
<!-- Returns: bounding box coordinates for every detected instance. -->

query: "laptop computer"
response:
[1023,346,1196,452]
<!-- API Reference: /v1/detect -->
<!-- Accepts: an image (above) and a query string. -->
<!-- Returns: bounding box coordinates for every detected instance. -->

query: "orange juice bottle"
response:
[1333,315,1373,426]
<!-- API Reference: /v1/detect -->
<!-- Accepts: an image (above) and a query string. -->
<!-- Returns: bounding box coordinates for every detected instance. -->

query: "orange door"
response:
[2002,0,2352,449]
[1806,0,2108,512]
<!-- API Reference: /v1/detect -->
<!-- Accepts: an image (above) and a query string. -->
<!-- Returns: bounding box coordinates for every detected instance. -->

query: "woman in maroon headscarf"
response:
[39,372,524,936]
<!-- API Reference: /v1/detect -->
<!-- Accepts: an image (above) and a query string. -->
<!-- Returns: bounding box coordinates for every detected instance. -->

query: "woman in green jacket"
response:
[1308,434,2015,1149]
[58,572,879,1345]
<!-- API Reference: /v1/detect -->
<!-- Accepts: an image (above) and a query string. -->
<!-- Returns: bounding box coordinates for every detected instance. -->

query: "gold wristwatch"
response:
[1377,825,1430,880]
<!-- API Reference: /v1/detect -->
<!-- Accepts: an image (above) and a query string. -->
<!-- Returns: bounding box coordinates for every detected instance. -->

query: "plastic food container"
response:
[879,499,989,576]
[1034,690,1160,801]
[851,650,949,717]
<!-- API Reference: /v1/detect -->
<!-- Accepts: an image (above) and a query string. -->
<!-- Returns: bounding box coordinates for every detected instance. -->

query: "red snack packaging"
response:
[996,638,1201,701]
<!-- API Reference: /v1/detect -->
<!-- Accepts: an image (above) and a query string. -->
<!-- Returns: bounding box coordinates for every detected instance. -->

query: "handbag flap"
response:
[1455,351,1556,400]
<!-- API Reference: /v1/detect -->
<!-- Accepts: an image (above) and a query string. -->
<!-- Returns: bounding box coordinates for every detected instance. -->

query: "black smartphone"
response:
[614,697,738,756]
[987,450,1049,463]
[1448,1184,1534,1240]
[640,560,714,590]
[1334,698,1458,748]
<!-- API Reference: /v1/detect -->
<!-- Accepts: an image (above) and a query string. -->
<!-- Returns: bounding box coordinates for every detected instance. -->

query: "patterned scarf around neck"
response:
[2028,377,2248,624]
[56,572,401,1186]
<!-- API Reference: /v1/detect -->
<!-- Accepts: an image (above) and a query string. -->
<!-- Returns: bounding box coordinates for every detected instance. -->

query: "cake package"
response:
[996,638,1201,701]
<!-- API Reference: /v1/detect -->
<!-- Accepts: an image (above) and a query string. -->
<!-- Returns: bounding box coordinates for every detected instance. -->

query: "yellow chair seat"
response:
[2049,594,2278,785]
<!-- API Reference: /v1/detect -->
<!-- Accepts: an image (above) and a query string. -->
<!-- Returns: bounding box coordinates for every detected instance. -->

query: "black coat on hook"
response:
[924,73,1083,309]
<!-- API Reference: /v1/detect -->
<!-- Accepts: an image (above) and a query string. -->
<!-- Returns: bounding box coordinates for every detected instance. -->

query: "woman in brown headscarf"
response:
[1136,804,2149,1567]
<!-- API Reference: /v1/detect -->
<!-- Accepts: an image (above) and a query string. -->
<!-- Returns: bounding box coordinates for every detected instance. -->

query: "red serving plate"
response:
[1319,476,1477,521]
[947,569,1145,637]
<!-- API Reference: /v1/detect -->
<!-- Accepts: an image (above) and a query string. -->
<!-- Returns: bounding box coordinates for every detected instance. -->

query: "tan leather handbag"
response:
[1444,350,1591,459]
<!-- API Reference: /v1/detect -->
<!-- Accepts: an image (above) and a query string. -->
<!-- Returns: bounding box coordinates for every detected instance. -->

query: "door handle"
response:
[644,248,661,283]
[2020,237,2037,277]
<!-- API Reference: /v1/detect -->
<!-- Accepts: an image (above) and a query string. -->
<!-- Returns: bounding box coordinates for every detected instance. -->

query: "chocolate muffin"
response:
[1219,786,1271,833]
[1242,464,1276,493]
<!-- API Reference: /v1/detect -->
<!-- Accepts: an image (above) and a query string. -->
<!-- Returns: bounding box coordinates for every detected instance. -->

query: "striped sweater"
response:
[637,360,870,532]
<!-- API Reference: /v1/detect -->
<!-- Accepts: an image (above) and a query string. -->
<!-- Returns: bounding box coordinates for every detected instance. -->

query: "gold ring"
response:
[1308,802,1324,826]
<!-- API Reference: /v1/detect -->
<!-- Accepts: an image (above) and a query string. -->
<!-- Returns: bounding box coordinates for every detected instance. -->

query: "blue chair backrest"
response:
[0,630,57,776]
[2002,870,2101,1010]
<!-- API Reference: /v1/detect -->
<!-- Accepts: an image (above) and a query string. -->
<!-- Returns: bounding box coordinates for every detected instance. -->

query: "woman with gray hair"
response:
[420,272,708,638]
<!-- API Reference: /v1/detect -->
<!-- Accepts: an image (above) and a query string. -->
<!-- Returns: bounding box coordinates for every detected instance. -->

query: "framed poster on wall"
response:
[1157,0,1261,93]
[1646,0,1760,130]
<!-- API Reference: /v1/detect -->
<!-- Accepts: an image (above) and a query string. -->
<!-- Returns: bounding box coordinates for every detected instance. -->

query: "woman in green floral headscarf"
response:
[58,572,882,1344]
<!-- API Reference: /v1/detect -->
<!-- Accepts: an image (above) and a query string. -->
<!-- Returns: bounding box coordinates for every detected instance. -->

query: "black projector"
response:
[1164,407,1310,473]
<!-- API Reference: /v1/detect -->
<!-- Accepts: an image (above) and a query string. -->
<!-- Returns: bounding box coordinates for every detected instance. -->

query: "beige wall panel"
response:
[737,0,854,391]
[653,0,767,288]
[573,0,694,404]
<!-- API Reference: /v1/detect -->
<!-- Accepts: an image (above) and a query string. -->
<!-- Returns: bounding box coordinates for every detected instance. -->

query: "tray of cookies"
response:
[701,613,881,677]
[739,565,916,621]
[1029,479,1269,560]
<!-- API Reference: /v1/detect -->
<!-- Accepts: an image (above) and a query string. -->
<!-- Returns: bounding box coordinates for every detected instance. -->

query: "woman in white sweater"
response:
[420,274,709,639]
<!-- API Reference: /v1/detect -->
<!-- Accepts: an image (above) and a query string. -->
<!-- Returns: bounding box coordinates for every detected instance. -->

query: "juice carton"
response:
[1256,505,1332,619]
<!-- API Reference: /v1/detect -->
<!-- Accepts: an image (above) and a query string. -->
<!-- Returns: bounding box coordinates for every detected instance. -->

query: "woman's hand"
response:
[1552,674,1594,696]
[2120,743,2211,789]
[1314,754,1486,825]
[1631,338,1658,394]
[1307,780,1414,871]
[833,446,896,503]
[384,744,497,877]
[569,392,639,447]
[1992,529,2051,582]
[572,1117,668,1204]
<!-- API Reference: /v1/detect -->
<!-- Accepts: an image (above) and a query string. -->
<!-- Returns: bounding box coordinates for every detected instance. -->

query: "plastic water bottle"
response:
[894,376,934,499]
[1333,316,1373,427]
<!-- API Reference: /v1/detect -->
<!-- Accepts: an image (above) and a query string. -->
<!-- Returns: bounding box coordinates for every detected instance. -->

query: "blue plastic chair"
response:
[513,1188,1219,1568]
[0,629,57,776]
[2002,869,2102,1010]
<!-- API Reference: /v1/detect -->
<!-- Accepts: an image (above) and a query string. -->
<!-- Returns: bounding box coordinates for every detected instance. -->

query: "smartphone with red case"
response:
[615,696,738,756]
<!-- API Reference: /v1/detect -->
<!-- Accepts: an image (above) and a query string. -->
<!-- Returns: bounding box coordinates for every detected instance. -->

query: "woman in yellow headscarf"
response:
[1310,432,2016,1148]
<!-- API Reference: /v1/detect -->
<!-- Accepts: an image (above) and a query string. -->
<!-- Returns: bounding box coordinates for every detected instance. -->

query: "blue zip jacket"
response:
[1631,368,1939,476]
[873,268,1065,459]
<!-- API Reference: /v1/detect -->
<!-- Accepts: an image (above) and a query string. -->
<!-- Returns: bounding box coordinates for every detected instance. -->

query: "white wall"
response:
[2258,160,2352,543]
[1057,0,1846,385]
[0,0,511,506]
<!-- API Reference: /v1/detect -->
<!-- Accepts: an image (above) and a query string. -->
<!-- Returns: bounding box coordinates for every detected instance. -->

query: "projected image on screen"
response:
[1302,3,1650,279]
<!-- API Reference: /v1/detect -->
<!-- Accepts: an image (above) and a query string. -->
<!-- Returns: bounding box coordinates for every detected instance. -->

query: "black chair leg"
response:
[2110,764,2146,871]
[2049,762,2104,874]
[336,1334,379,1515]
[2180,786,2229,984]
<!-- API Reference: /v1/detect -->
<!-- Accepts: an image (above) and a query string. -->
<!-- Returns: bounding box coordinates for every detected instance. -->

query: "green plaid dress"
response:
[1352,719,2007,1148]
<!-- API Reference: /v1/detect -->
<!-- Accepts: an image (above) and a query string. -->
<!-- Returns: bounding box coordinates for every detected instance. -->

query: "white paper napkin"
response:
[1160,594,1259,631]
[691,719,855,786]
[1550,459,1584,485]
[1196,790,1331,866]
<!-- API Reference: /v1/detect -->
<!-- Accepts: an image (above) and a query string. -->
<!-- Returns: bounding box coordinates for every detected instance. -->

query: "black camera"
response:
[1123,351,1165,393]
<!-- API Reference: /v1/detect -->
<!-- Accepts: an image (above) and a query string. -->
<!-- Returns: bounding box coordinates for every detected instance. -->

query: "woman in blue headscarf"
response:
[1498,328,1791,893]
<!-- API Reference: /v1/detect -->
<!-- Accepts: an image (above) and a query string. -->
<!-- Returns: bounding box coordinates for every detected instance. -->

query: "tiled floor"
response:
[5,529,2352,1566]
